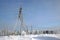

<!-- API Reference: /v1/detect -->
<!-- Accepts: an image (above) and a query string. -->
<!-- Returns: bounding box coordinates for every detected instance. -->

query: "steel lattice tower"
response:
[13,7,28,35]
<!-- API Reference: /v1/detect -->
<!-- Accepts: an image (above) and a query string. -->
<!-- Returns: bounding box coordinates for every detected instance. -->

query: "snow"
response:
[0,34,60,40]
[0,35,32,40]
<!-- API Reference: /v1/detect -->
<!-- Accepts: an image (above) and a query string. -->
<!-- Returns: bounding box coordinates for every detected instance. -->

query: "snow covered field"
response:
[0,34,60,40]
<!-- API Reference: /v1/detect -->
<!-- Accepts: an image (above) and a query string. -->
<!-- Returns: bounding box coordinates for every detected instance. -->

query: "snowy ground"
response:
[0,34,60,40]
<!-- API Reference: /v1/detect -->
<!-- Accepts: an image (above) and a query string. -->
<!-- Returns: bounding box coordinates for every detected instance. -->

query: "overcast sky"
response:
[0,0,60,30]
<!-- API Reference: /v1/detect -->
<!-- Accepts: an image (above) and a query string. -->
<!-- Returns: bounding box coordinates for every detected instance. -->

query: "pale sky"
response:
[0,0,60,30]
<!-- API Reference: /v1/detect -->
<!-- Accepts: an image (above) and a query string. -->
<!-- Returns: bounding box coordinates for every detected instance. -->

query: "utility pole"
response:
[31,25,32,34]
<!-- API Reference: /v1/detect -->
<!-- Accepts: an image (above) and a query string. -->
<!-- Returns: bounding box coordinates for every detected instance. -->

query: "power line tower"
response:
[13,7,28,35]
